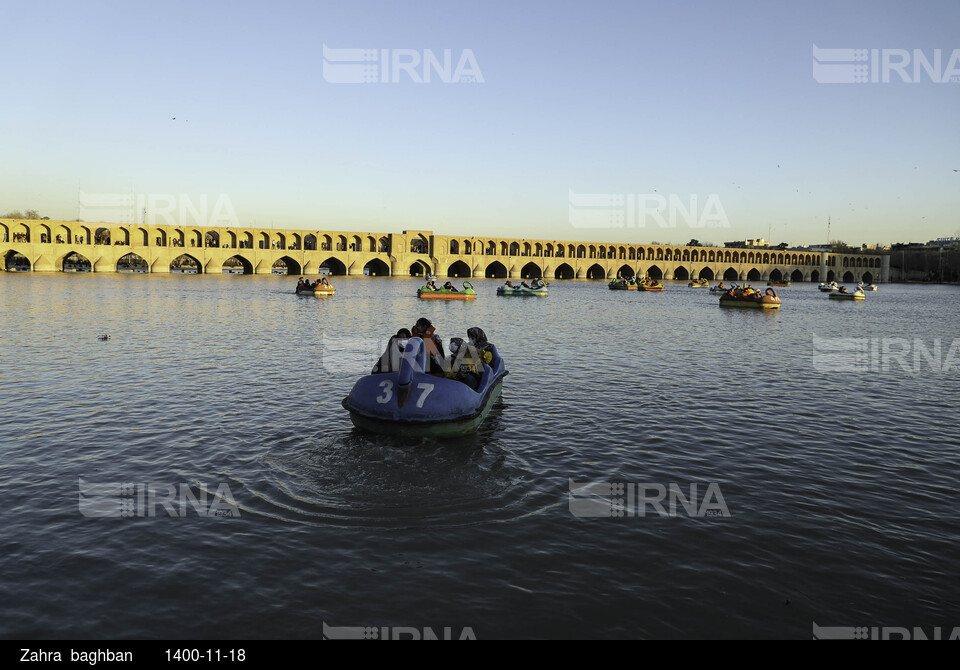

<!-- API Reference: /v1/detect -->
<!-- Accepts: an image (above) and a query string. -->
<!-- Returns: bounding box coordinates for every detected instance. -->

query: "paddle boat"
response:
[818,281,839,292]
[709,282,734,295]
[497,279,548,296]
[341,332,507,437]
[418,281,477,300]
[767,279,791,287]
[859,281,878,291]
[718,286,781,309]
[608,277,638,290]
[688,278,709,288]
[296,279,335,295]
[425,274,437,282]
[639,280,664,291]
[828,286,865,301]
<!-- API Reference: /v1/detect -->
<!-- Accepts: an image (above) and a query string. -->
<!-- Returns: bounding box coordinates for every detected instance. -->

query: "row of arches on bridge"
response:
[1,251,874,283]
[2,221,884,270]
[442,240,883,268]
[0,221,395,254]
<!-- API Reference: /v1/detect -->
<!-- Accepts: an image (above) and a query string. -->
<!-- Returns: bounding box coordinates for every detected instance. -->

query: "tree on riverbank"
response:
[2,209,46,220]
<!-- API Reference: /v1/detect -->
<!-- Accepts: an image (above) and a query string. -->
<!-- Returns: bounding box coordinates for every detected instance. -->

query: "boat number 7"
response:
[415,383,434,408]
[376,380,393,403]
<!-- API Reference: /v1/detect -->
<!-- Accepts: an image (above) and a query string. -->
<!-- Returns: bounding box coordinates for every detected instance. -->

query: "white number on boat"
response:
[415,383,434,408]
[376,380,393,403]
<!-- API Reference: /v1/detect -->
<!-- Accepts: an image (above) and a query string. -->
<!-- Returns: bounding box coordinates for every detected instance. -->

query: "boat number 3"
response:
[376,381,434,406]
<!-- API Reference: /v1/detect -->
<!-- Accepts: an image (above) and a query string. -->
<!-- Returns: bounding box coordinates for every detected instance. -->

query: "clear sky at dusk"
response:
[1,0,959,246]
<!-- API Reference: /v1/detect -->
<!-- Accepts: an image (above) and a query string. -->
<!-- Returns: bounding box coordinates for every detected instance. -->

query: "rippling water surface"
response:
[1,273,958,639]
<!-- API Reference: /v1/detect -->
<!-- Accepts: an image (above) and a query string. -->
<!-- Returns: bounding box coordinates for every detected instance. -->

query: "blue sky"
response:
[1,0,958,246]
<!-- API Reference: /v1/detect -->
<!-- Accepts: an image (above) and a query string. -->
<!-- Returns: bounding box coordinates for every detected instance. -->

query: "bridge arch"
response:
[617,264,635,278]
[586,263,605,279]
[673,265,690,280]
[446,260,471,278]
[170,254,202,274]
[769,268,783,283]
[320,257,347,275]
[118,252,149,272]
[3,250,31,271]
[520,261,542,278]
[485,260,508,278]
[862,271,874,283]
[364,259,390,276]
[747,268,761,281]
[842,270,855,283]
[697,267,714,280]
[273,255,302,275]
[410,259,431,277]
[554,262,574,280]
[61,251,91,272]
[646,264,663,280]
[223,255,253,274]
[722,266,739,281]
[790,269,804,283]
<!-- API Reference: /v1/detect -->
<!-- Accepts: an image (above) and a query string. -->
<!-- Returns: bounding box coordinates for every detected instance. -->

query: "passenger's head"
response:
[396,328,412,339]
[467,327,487,347]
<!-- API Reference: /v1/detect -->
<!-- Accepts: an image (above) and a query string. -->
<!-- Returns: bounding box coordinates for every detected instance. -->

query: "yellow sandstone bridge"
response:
[1,218,889,283]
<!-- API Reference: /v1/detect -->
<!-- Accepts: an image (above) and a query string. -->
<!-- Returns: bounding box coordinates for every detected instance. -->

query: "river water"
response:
[1,273,958,639]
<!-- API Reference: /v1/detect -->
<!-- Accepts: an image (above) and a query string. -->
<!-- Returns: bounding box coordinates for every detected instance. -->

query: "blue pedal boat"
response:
[341,337,507,437]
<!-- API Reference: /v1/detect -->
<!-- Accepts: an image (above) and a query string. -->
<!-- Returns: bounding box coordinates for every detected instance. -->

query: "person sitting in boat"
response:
[445,337,482,390]
[520,280,530,288]
[426,280,438,290]
[296,277,306,291]
[412,318,446,374]
[504,281,515,289]
[466,326,494,367]
[442,281,458,292]
[372,328,412,373]
[838,285,848,293]
[319,277,330,287]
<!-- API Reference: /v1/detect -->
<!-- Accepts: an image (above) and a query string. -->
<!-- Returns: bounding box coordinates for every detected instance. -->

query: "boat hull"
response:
[497,287,548,296]
[342,339,506,438]
[719,298,780,309]
[639,285,664,291]
[345,376,504,437]
[418,291,476,300]
[829,293,865,300]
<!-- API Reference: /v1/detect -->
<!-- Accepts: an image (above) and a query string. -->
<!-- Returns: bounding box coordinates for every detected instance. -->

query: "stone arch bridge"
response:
[1,219,888,283]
